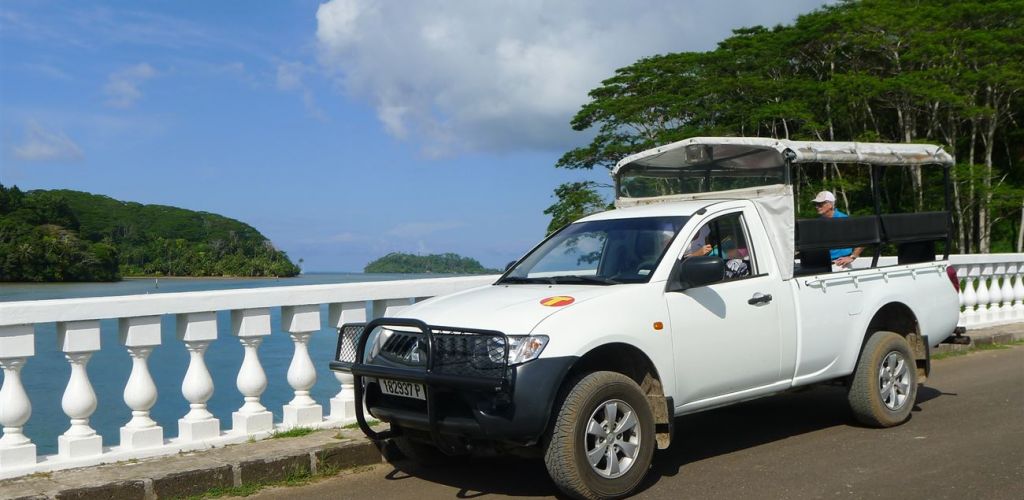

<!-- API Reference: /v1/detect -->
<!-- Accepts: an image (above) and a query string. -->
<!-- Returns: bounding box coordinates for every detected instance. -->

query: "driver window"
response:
[683,213,754,281]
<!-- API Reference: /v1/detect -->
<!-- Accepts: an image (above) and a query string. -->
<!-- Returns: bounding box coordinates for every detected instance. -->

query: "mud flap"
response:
[648,395,673,449]
[907,334,930,383]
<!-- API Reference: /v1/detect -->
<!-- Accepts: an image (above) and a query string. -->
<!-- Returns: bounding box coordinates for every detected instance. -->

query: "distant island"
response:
[0,184,300,282]
[364,252,500,274]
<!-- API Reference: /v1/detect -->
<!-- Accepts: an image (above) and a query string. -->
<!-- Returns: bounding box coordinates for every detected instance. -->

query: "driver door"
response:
[666,209,786,410]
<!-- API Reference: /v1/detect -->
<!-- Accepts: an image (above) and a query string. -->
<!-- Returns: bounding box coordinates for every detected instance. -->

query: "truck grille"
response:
[335,322,509,379]
[379,330,428,366]
[432,329,507,379]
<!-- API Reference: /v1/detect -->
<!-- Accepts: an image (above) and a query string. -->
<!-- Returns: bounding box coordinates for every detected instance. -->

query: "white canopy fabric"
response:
[612,137,954,176]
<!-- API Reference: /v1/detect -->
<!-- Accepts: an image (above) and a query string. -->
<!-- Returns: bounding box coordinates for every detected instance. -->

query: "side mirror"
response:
[505,260,517,272]
[668,256,725,292]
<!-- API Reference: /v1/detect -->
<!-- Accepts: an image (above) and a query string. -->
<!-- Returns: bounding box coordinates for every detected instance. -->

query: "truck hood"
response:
[399,284,622,334]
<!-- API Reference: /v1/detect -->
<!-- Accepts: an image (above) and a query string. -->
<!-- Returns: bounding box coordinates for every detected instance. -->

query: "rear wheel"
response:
[848,331,918,427]
[544,371,655,499]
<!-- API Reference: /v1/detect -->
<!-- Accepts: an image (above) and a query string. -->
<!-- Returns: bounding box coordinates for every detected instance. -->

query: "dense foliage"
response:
[543,181,611,234]
[551,0,1023,252]
[0,185,300,281]
[364,252,499,274]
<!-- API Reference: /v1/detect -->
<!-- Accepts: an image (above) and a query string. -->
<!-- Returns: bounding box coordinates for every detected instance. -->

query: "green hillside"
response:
[0,184,300,281]
[364,252,499,274]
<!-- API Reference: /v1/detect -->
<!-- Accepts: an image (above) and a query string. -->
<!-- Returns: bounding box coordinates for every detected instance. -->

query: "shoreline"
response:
[122,275,297,281]
[3,271,487,286]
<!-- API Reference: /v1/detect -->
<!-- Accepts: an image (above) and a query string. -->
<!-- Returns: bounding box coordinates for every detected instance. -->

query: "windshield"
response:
[501,216,689,285]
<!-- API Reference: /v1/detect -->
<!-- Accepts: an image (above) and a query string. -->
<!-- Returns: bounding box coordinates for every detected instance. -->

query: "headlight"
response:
[506,335,549,365]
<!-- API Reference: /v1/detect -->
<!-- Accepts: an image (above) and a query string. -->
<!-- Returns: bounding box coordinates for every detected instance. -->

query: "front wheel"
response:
[848,331,918,427]
[544,371,655,499]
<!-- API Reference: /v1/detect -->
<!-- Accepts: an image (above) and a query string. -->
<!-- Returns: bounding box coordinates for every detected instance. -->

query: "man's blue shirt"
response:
[829,209,853,259]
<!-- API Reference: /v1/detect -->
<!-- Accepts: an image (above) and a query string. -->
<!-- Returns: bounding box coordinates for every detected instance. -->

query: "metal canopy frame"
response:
[613,137,955,274]
[612,137,954,178]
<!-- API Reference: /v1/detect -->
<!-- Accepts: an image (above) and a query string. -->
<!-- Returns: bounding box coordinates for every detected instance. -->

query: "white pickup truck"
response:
[331,138,961,499]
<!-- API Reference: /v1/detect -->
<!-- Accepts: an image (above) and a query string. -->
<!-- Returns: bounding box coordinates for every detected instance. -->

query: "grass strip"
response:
[270,427,314,439]
[932,338,1024,360]
[341,419,379,430]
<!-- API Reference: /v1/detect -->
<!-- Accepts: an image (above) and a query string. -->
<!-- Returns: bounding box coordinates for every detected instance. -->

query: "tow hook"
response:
[944,326,970,345]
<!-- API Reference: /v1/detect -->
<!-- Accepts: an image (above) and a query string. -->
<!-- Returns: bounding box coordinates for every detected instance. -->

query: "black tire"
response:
[848,331,918,427]
[544,371,655,500]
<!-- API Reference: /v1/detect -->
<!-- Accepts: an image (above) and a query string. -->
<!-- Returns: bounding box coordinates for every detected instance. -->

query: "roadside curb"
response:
[932,323,1024,354]
[0,429,383,500]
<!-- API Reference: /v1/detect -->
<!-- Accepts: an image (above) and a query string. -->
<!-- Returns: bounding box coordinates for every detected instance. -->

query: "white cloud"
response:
[315,0,829,155]
[387,221,465,238]
[325,232,364,243]
[276,61,305,91]
[104,63,157,108]
[276,61,326,120]
[23,63,72,80]
[13,121,84,162]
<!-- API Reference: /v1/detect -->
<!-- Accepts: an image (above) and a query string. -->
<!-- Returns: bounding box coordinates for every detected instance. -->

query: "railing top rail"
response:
[0,275,499,327]
[4,253,1024,327]
[948,254,1024,265]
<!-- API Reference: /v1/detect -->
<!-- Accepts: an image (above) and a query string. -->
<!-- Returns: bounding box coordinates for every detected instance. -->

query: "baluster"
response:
[962,266,979,328]
[282,305,323,428]
[1013,265,1024,320]
[0,325,37,469]
[976,265,991,326]
[370,298,415,319]
[990,264,1005,323]
[57,321,102,459]
[230,309,273,435]
[176,312,220,441]
[1000,264,1014,323]
[327,302,366,423]
[118,316,163,450]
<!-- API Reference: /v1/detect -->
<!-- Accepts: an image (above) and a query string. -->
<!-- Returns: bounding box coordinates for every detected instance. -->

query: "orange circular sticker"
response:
[540,296,575,307]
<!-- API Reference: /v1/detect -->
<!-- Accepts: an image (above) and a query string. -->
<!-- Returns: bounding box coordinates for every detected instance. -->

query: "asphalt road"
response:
[253,346,1024,499]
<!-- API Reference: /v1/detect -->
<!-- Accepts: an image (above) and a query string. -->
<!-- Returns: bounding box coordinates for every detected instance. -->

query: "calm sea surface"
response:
[0,273,456,455]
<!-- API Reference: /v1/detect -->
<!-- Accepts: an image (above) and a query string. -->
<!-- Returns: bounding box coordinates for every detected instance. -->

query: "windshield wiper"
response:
[497,276,555,285]
[546,275,621,285]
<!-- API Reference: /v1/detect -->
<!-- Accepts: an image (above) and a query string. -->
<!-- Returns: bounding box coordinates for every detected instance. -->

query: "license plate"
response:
[379,378,426,400]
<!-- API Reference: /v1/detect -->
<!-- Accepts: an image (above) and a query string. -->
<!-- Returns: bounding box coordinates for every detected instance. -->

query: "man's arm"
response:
[833,247,864,267]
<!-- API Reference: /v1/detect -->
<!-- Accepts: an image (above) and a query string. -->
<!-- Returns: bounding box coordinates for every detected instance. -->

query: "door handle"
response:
[748,293,772,305]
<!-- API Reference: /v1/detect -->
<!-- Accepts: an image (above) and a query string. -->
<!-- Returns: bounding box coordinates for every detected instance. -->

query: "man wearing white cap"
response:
[812,190,863,268]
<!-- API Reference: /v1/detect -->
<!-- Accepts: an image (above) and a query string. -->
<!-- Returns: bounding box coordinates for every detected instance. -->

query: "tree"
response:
[0,184,300,281]
[552,0,1024,253]
[543,182,610,235]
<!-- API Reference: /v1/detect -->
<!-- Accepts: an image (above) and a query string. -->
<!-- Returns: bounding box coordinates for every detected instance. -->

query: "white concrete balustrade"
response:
[847,254,1024,329]
[948,255,1024,329]
[0,275,496,479]
[0,255,1021,479]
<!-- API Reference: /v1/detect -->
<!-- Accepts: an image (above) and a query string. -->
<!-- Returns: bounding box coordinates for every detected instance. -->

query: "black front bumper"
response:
[328,318,576,449]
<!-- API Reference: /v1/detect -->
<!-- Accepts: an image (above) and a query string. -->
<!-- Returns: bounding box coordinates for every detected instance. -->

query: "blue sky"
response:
[0,0,827,271]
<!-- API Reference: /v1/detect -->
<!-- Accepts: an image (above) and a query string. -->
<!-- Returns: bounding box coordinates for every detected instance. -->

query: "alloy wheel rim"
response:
[583,399,641,479]
[877,351,911,411]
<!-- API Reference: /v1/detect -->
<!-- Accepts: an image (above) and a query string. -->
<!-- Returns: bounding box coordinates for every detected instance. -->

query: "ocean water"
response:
[0,273,453,455]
